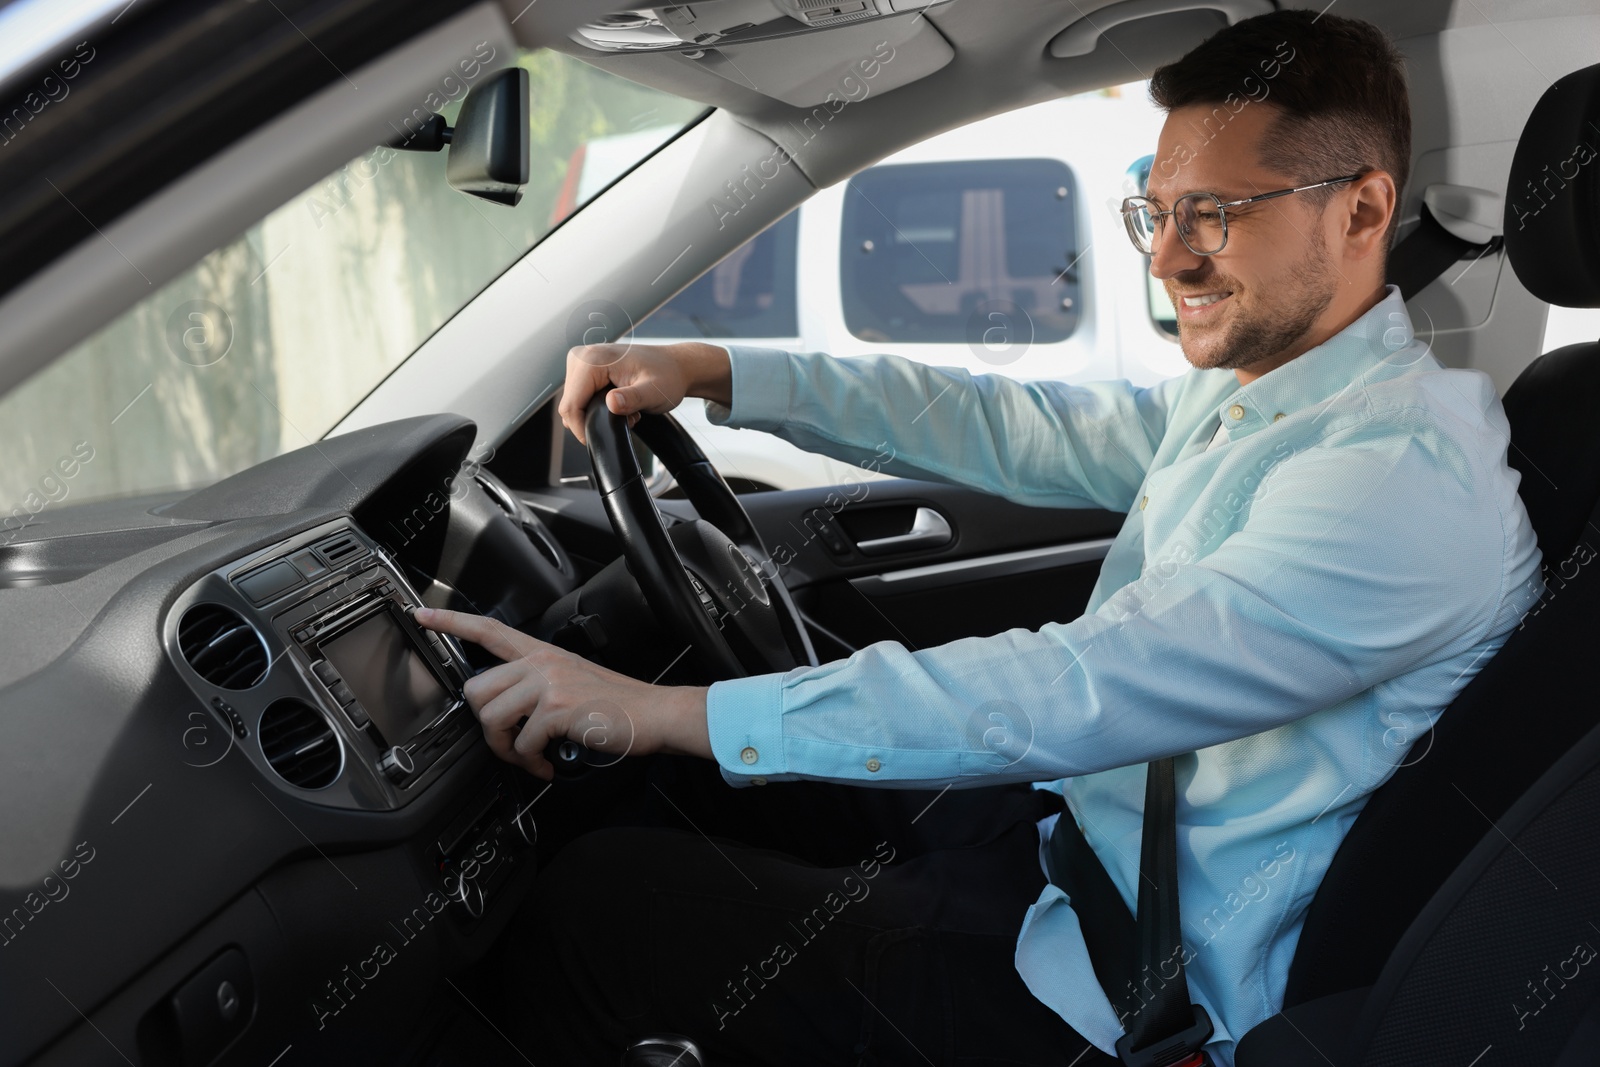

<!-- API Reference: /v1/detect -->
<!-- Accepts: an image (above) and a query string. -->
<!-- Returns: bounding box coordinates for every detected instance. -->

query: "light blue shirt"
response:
[700,286,1544,1065]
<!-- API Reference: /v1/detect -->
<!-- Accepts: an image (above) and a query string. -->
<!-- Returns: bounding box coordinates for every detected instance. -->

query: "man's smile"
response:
[1175,289,1234,320]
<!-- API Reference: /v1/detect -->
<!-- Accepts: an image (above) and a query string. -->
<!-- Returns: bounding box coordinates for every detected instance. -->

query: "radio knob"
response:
[378,745,414,783]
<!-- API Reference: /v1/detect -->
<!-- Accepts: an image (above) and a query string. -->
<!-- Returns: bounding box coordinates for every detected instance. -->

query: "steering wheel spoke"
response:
[584,388,818,680]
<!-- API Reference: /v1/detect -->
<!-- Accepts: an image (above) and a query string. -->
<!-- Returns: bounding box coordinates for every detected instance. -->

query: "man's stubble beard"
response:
[1173,229,1339,374]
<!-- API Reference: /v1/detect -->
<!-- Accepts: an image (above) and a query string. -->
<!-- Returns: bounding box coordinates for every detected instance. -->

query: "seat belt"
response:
[1387,204,1500,300]
[1046,757,1214,1067]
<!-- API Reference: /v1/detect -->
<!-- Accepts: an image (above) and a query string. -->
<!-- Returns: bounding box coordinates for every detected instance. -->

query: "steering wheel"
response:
[584,388,819,680]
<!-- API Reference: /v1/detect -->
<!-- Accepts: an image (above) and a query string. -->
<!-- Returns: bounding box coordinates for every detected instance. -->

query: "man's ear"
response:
[1343,169,1397,262]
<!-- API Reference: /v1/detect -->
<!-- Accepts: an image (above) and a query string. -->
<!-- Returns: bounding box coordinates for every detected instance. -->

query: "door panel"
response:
[731,478,1124,654]
[516,474,1126,658]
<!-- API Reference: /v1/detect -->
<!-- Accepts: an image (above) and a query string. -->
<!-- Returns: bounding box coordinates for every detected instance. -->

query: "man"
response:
[419,10,1543,1065]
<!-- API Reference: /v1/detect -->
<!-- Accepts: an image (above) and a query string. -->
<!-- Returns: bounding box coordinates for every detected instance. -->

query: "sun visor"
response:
[1048,0,1273,58]
[692,14,953,107]
[570,0,950,52]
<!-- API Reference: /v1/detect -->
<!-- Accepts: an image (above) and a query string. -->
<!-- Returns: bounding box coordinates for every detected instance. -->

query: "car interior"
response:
[0,0,1597,1064]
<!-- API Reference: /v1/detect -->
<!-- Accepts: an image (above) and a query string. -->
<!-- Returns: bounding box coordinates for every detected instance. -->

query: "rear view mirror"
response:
[1125,153,1153,198]
[389,66,529,207]
[447,66,529,206]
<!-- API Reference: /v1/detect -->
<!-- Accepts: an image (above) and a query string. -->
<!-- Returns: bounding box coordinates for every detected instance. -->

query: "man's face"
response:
[1144,102,1342,375]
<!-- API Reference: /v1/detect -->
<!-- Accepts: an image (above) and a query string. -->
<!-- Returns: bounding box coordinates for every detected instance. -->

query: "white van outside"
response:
[573,85,1184,492]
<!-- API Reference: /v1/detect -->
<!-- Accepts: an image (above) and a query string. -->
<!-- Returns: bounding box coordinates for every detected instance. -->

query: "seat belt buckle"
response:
[1113,1003,1214,1067]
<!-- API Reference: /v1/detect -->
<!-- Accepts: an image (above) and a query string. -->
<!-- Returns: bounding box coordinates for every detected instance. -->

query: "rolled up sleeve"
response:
[705,344,1178,511]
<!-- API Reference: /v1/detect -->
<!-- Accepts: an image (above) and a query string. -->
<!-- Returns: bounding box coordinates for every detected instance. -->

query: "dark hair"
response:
[1149,10,1410,244]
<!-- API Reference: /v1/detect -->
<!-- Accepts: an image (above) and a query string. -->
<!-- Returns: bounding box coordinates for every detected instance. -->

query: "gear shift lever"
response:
[542,736,610,779]
[622,1033,706,1066]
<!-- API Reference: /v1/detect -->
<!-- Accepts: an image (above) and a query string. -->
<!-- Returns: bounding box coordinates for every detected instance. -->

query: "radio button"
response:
[310,660,339,685]
[235,560,304,604]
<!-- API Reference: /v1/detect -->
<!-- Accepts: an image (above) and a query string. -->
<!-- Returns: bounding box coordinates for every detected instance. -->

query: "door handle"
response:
[855,507,952,556]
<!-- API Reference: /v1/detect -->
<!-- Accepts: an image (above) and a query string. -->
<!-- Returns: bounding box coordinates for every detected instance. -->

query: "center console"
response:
[166,517,480,811]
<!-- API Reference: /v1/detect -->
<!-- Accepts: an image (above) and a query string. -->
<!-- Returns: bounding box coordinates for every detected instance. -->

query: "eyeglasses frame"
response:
[1121,172,1369,256]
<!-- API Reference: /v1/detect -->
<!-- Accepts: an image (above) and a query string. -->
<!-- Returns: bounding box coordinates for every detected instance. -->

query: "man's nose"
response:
[1147,216,1207,280]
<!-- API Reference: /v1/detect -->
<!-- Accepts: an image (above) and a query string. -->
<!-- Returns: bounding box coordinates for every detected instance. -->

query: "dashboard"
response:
[0,413,587,1066]
[0,404,1130,1065]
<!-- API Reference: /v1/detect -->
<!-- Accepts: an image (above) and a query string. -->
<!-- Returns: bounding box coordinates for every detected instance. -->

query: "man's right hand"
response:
[559,341,733,446]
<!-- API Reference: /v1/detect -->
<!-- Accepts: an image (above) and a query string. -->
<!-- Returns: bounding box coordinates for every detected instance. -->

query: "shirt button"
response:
[740,746,759,765]
[1273,412,1286,422]
[866,758,882,772]
[1139,495,1148,510]
[1227,403,1245,420]
[751,777,768,786]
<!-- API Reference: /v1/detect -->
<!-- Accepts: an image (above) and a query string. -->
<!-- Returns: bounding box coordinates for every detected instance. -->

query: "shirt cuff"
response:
[703,345,795,431]
[705,672,793,786]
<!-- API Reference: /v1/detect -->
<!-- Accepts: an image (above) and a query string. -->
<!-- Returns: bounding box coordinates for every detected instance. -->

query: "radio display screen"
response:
[322,612,454,744]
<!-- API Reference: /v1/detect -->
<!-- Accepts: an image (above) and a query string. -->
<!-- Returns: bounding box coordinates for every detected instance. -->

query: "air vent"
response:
[177,604,269,689]
[315,534,362,566]
[259,700,341,789]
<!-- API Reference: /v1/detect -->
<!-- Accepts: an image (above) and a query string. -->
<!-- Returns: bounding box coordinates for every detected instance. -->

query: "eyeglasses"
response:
[1120,173,1367,256]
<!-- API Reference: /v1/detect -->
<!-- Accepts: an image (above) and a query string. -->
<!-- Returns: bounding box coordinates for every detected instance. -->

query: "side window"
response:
[1124,153,1177,341]
[1543,305,1600,354]
[632,210,800,338]
[839,159,1080,344]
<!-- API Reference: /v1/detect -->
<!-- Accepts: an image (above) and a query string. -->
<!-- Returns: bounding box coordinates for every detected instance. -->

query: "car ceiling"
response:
[0,0,1594,408]
[520,0,1589,190]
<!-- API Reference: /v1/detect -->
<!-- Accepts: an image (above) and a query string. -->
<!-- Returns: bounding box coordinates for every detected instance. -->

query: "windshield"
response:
[0,48,703,507]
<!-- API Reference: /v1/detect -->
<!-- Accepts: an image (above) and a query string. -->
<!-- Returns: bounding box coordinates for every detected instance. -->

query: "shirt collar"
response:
[1211,285,1423,442]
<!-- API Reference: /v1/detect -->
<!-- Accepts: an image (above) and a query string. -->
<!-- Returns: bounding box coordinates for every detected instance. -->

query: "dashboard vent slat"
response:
[259,700,341,789]
[315,534,361,565]
[177,604,268,689]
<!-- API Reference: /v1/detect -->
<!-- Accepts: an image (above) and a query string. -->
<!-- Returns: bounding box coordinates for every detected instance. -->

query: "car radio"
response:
[166,517,481,811]
[275,554,469,787]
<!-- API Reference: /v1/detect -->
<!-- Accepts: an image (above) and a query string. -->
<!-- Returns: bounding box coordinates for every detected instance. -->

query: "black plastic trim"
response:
[0,0,478,300]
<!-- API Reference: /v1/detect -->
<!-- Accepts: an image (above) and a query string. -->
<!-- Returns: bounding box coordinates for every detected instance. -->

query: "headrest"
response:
[1503,62,1600,308]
